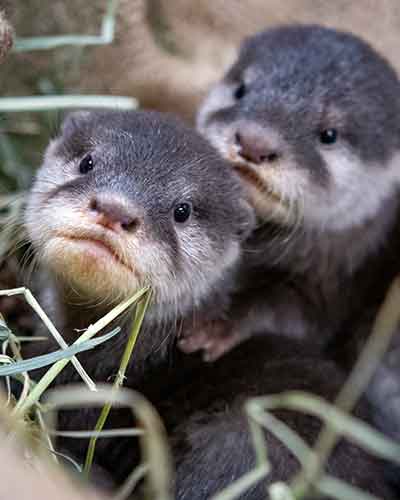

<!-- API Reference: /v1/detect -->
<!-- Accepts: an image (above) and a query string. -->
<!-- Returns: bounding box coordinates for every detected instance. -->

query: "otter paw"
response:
[178,328,212,354]
[178,320,240,362]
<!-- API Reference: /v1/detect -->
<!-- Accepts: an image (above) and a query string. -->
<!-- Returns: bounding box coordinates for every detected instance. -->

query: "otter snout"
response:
[232,122,282,166]
[89,194,141,233]
[235,128,279,165]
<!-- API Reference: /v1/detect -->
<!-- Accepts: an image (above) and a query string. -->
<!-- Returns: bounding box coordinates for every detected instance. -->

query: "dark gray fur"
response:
[101,338,395,499]
[168,338,394,500]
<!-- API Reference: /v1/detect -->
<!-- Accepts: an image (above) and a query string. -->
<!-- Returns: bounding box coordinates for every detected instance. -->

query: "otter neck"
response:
[33,277,181,387]
[244,192,400,344]
[251,192,400,280]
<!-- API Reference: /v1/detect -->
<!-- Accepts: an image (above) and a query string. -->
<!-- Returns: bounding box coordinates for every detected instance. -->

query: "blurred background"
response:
[1,0,400,192]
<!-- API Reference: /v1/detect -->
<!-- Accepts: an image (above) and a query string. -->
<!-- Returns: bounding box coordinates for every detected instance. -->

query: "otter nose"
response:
[235,131,279,165]
[89,195,140,232]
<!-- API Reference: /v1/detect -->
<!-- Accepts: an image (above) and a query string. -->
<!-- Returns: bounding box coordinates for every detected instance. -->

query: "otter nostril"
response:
[121,218,140,233]
[235,132,241,145]
[89,198,98,212]
[267,152,279,163]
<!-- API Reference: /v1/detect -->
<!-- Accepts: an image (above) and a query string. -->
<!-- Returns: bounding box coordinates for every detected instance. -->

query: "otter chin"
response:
[43,235,142,303]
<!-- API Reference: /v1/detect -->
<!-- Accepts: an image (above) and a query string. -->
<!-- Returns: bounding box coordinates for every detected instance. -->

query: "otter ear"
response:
[60,111,92,138]
[51,111,94,159]
[236,198,256,241]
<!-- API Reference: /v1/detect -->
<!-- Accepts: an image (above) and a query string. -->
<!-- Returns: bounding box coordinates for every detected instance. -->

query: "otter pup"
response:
[22,108,253,476]
[190,25,400,483]
[179,25,400,367]
[22,110,395,498]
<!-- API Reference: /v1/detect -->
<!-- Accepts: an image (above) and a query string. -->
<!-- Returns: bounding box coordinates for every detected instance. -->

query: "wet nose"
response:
[235,130,279,165]
[89,195,140,232]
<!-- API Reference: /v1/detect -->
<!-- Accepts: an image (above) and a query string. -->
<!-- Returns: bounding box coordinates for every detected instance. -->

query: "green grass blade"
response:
[13,0,119,52]
[0,327,120,376]
[0,95,137,112]
[14,287,149,415]
[83,290,152,475]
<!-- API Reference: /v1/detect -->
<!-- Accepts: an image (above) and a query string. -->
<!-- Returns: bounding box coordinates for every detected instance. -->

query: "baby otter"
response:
[22,108,252,477]
[182,25,400,367]
[21,110,395,498]
[191,25,400,484]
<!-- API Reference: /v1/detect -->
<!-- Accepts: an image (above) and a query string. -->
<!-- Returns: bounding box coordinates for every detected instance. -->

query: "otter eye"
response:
[320,129,338,145]
[174,203,192,224]
[234,82,246,100]
[79,154,94,174]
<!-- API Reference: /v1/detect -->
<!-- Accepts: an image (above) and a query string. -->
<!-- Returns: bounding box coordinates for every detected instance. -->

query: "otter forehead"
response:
[54,110,235,191]
[234,25,399,104]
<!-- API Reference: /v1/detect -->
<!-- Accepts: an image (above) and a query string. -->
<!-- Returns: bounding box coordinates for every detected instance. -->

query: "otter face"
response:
[26,111,253,317]
[198,25,400,231]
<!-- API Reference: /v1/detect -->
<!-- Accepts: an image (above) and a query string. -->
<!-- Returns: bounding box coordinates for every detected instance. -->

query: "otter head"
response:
[25,110,253,319]
[198,25,400,232]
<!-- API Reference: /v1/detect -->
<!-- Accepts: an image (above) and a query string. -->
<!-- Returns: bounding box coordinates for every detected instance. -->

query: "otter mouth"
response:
[232,162,285,206]
[54,231,135,274]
